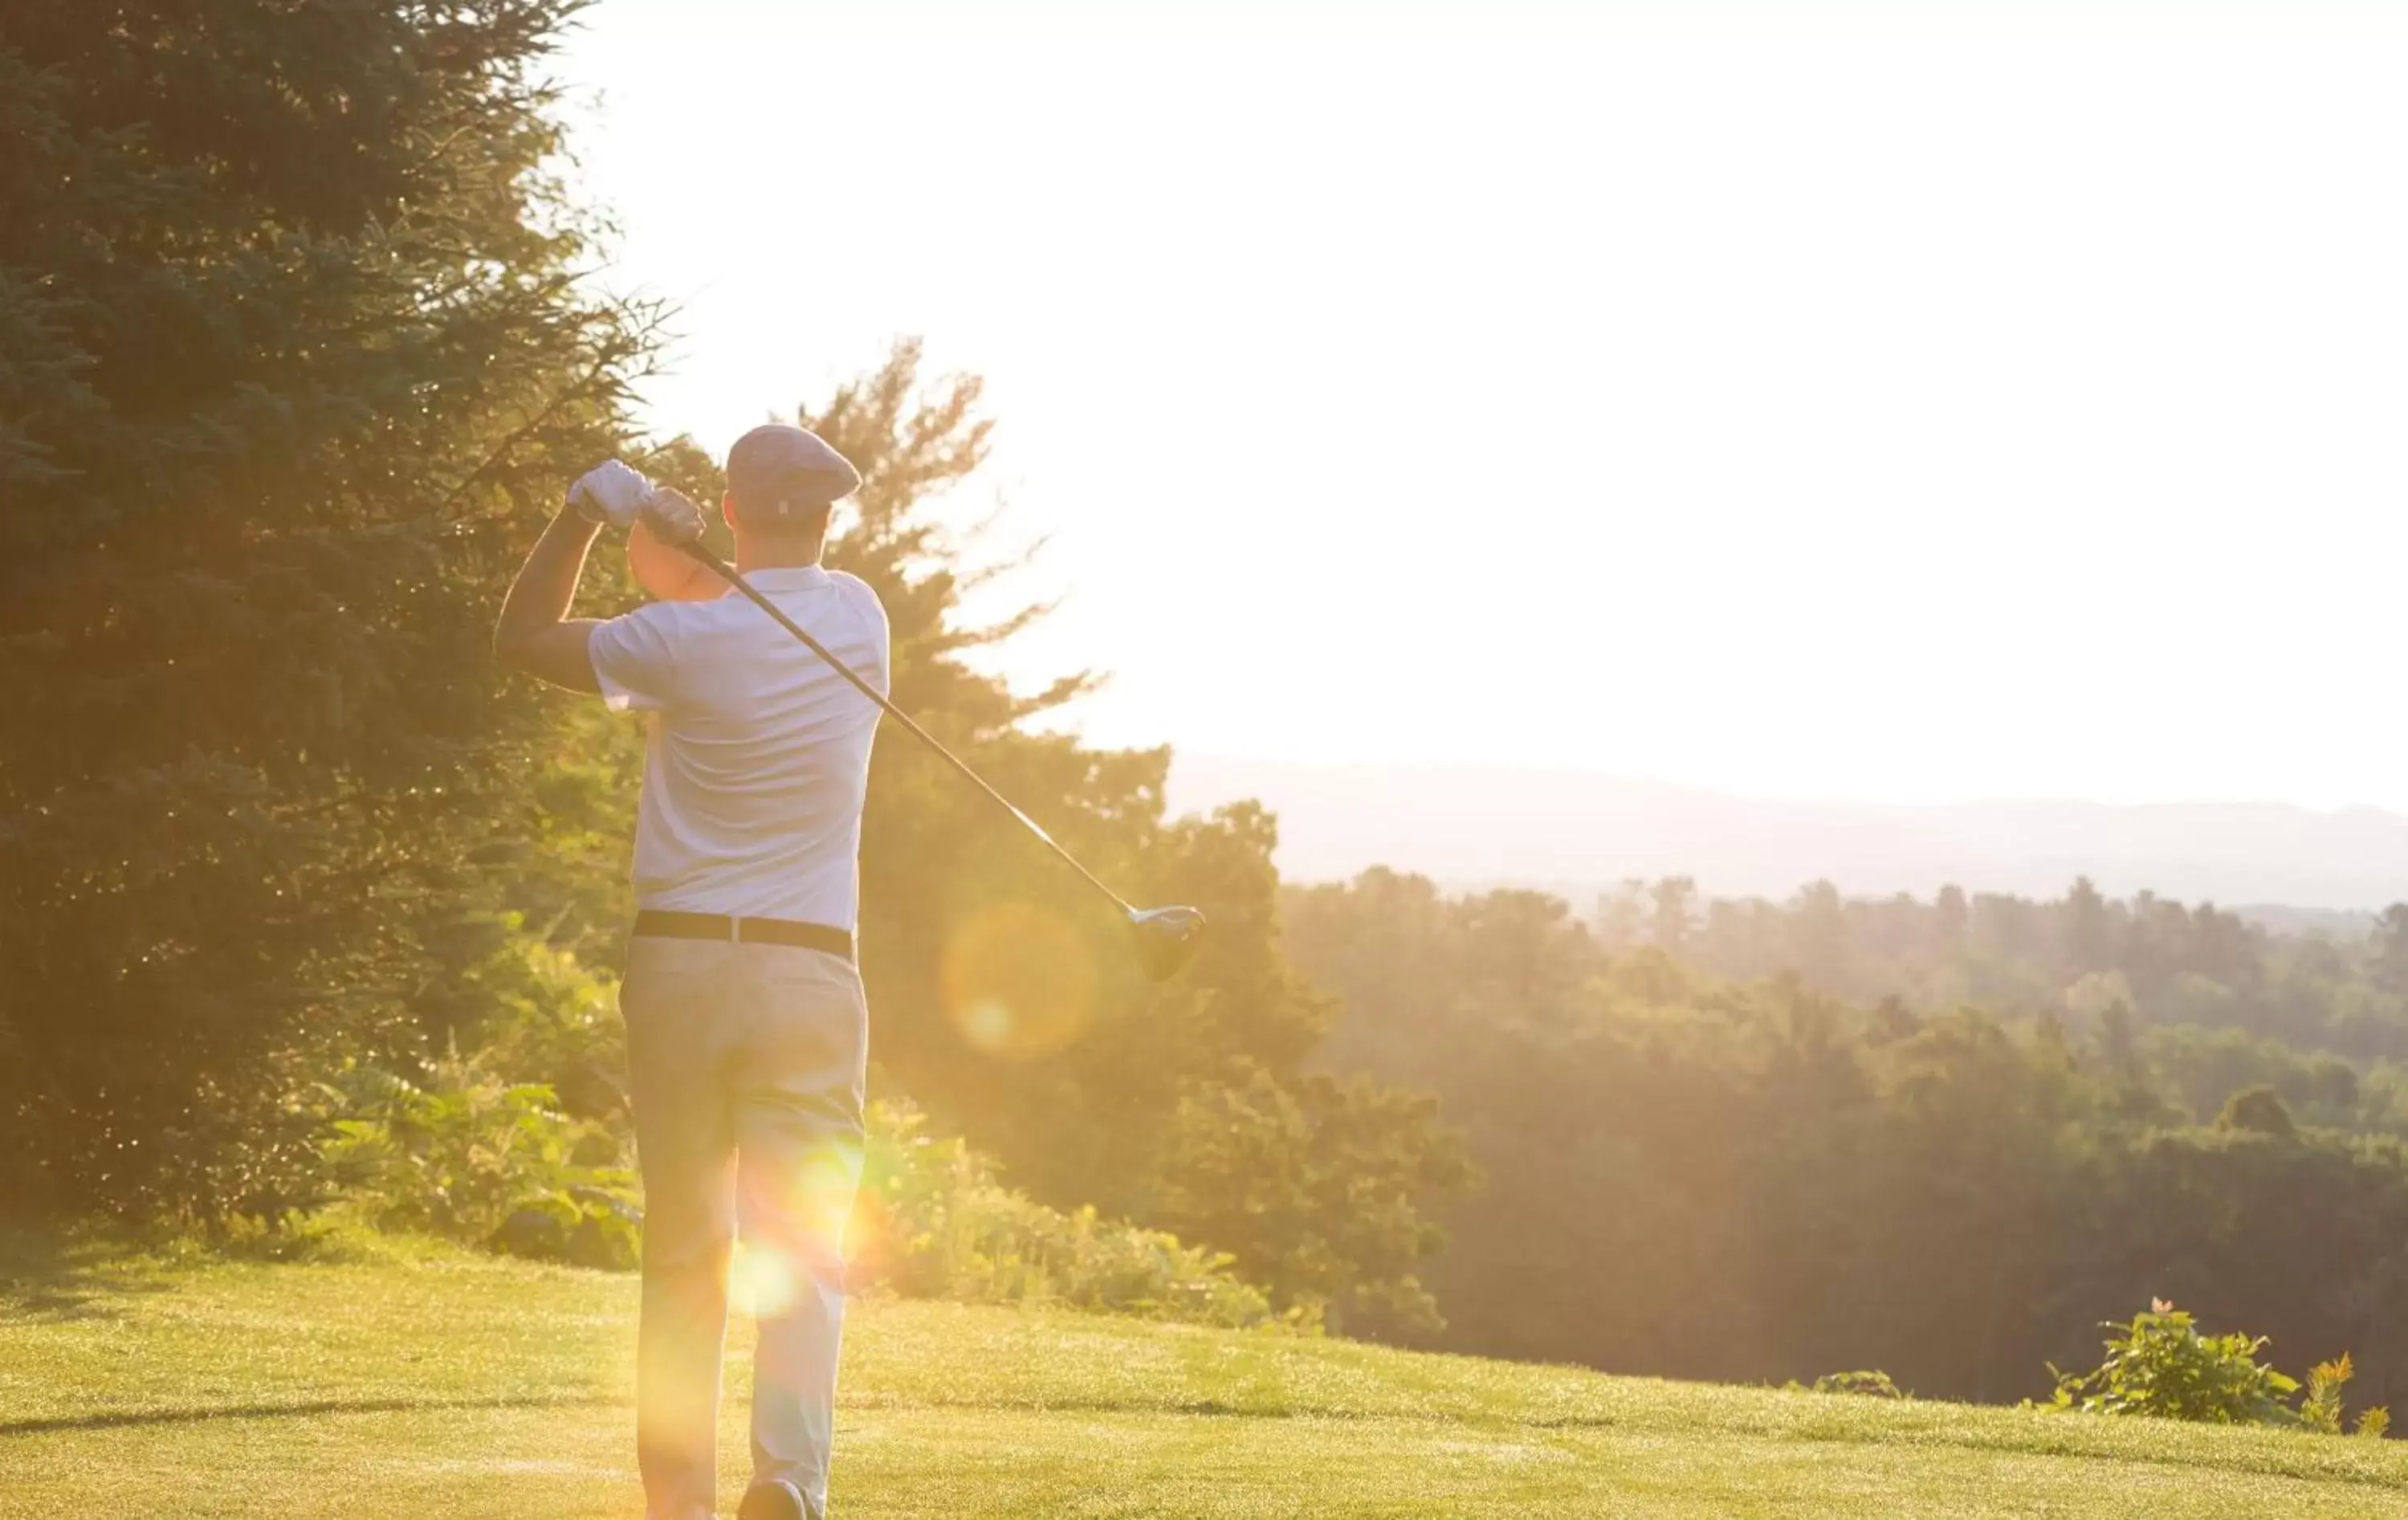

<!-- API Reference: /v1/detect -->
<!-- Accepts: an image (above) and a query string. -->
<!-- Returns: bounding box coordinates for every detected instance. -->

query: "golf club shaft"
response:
[678,540,1139,919]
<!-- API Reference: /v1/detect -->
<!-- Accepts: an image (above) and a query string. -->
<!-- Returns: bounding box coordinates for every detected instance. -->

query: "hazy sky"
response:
[557,2,2408,810]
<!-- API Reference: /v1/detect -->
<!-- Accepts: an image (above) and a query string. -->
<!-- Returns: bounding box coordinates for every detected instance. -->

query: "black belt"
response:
[632,910,854,961]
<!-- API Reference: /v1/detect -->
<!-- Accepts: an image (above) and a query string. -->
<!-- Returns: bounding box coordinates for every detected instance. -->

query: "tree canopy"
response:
[1288,869,2408,1402]
[2,0,654,1216]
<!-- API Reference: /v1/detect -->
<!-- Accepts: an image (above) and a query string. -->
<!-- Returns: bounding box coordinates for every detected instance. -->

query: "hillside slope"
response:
[5,1235,2406,1518]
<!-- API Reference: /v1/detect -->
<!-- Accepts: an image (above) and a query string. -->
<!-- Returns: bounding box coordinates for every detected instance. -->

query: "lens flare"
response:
[730,1244,797,1318]
[963,998,1011,1047]
[939,899,1098,1057]
[792,1139,865,1246]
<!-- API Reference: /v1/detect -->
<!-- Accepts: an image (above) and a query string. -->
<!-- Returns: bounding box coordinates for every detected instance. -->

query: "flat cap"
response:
[727,423,862,520]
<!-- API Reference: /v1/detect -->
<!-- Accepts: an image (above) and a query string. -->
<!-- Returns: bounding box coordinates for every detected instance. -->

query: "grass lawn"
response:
[6,1233,2406,1518]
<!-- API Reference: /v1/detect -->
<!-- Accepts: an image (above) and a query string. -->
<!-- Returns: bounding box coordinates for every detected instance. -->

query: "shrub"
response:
[852,1101,1283,1330]
[2300,1352,2390,1439]
[1810,1370,1905,1399]
[2302,1353,2352,1433]
[443,922,629,1127]
[316,1053,638,1269]
[2047,1302,2297,1424]
[2046,1300,2394,1435]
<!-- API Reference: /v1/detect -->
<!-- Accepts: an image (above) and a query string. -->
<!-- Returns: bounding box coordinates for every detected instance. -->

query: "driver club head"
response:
[1127,905,1206,983]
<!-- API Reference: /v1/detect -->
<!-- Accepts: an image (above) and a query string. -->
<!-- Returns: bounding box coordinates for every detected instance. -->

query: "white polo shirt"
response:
[587,567,888,928]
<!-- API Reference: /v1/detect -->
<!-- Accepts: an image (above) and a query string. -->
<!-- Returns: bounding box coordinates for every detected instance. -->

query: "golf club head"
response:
[1129,905,1206,983]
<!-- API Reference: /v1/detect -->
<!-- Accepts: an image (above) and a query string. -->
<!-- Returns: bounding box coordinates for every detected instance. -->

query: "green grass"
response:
[6,1233,2407,1517]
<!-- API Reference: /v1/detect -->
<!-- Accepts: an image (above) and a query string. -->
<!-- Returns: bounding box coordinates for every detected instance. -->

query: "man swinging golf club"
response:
[495,423,882,1520]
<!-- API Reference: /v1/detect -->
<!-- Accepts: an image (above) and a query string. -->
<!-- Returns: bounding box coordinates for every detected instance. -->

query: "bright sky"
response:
[558,2,2408,811]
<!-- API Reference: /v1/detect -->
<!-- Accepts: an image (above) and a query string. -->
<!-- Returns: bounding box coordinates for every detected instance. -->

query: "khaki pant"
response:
[620,935,869,1520]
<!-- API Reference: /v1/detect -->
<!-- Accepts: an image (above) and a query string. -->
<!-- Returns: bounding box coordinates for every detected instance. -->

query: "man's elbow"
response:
[492,621,532,672]
[493,617,558,677]
[491,621,603,695]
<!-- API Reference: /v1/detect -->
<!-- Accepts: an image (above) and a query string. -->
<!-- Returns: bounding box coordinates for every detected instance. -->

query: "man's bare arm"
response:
[492,506,605,693]
[630,513,732,602]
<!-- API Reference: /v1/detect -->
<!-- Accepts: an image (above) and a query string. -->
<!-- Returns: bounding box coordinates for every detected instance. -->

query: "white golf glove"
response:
[568,458,656,529]
[638,487,709,547]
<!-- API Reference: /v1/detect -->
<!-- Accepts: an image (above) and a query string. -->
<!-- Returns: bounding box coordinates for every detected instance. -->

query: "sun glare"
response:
[939,899,1100,1057]
[729,1244,799,1318]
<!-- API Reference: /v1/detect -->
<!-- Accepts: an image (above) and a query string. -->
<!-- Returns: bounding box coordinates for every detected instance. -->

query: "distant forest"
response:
[1285,870,2408,1406]
[1602,875,2408,1074]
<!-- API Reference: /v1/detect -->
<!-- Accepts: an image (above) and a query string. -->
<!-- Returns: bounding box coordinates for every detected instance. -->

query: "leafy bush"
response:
[852,1102,1284,1330]
[317,1053,638,1269]
[2047,1302,2297,1424]
[2046,1301,2394,1435]
[2302,1352,2351,1433]
[2300,1352,2390,1438]
[1808,1370,1905,1399]
[441,921,629,1127]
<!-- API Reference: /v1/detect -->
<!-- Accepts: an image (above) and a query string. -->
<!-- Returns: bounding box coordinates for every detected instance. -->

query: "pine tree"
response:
[0,1,659,1217]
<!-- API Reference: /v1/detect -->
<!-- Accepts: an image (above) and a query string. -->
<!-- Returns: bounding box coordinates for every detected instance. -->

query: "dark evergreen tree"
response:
[0,0,658,1217]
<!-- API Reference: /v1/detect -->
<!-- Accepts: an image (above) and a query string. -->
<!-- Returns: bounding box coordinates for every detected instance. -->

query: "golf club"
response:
[676,537,1206,982]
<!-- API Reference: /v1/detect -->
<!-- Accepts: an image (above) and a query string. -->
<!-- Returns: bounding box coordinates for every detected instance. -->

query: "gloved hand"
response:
[568,458,657,529]
[638,486,709,547]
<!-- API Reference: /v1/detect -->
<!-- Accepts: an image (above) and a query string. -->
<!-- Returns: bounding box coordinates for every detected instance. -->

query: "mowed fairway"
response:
[6,1237,2407,1518]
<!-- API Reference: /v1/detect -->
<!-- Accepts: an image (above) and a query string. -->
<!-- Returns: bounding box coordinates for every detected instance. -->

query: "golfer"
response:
[493,424,886,1520]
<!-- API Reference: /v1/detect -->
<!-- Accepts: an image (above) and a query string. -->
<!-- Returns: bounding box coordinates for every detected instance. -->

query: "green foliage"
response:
[2303,1353,2353,1434]
[2376,907,2408,997]
[1151,1069,1474,1336]
[1588,876,2408,1072]
[2299,1352,2390,1439]
[2047,1305,2298,1424]
[0,0,659,1220]
[1285,868,2408,1404]
[2216,1084,2298,1139]
[438,915,630,1127]
[316,1053,638,1270]
[854,1102,1280,1330]
[1807,1370,1905,1399]
[2044,1306,2391,1439]
[2149,1025,2366,1131]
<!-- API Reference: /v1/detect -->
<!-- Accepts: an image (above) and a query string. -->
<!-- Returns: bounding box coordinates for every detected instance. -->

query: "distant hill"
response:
[1168,756,2408,912]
